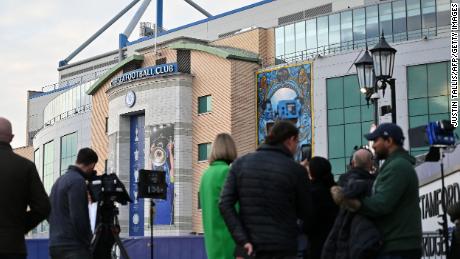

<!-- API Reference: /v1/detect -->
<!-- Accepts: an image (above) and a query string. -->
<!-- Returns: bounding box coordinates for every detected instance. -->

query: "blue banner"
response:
[149,124,175,225]
[129,115,145,236]
[111,63,178,87]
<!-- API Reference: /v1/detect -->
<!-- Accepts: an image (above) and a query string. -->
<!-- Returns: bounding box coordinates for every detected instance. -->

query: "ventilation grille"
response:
[304,3,332,19]
[278,3,332,25]
[218,29,242,39]
[278,11,304,25]
[123,62,140,73]
[156,58,166,65]
[177,50,191,74]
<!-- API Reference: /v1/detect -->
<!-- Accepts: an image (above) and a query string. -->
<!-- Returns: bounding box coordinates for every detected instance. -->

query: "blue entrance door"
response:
[129,115,145,236]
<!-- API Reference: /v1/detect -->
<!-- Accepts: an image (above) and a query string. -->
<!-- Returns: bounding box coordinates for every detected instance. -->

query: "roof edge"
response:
[169,41,259,63]
[86,55,144,95]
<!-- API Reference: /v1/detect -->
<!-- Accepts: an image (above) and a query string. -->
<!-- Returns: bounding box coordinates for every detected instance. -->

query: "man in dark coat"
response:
[48,148,98,259]
[332,123,422,259]
[323,148,380,259]
[0,117,50,259]
[219,121,312,259]
[447,202,460,259]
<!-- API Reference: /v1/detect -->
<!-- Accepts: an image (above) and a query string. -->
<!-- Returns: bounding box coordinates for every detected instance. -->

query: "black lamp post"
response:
[354,47,379,125]
[355,34,397,124]
[370,33,397,123]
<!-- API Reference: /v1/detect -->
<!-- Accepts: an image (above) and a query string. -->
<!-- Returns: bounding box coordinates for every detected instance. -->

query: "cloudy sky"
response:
[0,0,259,148]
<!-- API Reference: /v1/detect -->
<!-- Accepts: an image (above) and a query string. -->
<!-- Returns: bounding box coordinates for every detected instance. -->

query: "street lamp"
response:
[370,33,397,123]
[355,33,397,124]
[354,47,379,125]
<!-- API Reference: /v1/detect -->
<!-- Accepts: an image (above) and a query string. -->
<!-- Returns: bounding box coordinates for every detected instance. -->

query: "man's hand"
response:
[331,186,344,205]
[343,198,362,212]
[244,243,253,256]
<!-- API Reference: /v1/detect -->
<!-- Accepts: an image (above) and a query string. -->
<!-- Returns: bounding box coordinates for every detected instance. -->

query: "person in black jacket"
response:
[447,202,460,259]
[0,117,50,259]
[306,156,339,259]
[48,148,98,259]
[322,148,381,259]
[219,120,312,259]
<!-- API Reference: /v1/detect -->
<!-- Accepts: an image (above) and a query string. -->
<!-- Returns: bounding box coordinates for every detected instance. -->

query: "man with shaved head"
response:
[323,147,378,258]
[0,117,50,259]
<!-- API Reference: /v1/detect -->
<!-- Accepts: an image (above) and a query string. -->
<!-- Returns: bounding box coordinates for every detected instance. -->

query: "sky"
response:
[0,0,260,148]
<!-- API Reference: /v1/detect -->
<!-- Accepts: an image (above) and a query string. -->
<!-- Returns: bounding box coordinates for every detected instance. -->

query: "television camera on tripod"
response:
[410,120,459,254]
[88,173,132,259]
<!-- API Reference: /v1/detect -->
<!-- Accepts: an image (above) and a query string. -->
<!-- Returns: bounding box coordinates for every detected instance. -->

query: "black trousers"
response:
[49,246,92,259]
[0,254,27,259]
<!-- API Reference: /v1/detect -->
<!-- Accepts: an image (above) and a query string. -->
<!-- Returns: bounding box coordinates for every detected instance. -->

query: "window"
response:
[295,21,306,56]
[198,143,212,161]
[379,3,393,41]
[393,0,407,42]
[407,62,459,156]
[317,16,329,54]
[284,24,295,59]
[105,117,109,133]
[341,11,353,51]
[421,0,436,37]
[306,18,317,55]
[437,0,451,28]
[327,75,374,176]
[329,13,341,53]
[43,141,54,193]
[353,8,366,49]
[198,95,212,114]
[272,0,450,63]
[275,27,285,58]
[366,5,379,45]
[60,133,77,175]
[407,0,422,40]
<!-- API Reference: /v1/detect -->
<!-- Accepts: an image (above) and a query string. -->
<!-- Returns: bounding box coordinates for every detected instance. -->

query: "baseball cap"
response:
[364,123,405,145]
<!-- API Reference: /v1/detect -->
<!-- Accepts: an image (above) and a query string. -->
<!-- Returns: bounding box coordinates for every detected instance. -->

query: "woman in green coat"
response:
[199,133,238,259]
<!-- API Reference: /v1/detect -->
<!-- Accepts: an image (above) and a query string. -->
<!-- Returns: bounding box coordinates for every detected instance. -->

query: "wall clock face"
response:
[125,91,136,107]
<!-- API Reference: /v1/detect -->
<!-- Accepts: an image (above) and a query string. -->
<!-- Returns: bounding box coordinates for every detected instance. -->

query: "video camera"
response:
[426,120,457,146]
[409,120,458,148]
[88,173,132,205]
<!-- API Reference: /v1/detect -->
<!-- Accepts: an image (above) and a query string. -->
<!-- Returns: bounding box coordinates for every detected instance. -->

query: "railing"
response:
[265,26,451,68]
[41,70,105,92]
[43,104,92,128]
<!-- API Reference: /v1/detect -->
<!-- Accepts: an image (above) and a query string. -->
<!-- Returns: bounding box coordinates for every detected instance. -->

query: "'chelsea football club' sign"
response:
[111,63,178,87]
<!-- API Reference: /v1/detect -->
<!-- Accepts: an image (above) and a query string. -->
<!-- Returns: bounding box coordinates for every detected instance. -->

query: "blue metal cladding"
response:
[129,115,145,236]
[25,236,207,259]
[156,0,163,30]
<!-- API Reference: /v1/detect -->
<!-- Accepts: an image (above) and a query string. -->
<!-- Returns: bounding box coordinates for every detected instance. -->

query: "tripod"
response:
[149,199,156,259]
[438,147,450,254]
[91,200,130,259]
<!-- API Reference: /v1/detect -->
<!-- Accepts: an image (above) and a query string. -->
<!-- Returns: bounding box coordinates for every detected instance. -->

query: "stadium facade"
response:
[25,1,459,254]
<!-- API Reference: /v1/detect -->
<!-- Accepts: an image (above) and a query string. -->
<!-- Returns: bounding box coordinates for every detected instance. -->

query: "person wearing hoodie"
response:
[332,123,422,259]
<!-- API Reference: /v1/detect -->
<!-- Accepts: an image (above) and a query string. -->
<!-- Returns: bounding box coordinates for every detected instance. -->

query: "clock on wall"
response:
[125,90,136,108]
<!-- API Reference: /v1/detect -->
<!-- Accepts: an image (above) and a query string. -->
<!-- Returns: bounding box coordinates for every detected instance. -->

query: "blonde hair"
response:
[209,133,237,164]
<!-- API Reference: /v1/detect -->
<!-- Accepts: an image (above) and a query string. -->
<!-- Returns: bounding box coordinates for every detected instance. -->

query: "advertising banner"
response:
[149,123,175,225]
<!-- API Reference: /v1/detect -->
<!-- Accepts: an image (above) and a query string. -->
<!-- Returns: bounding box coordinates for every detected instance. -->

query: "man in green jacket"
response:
[333,123,422,259]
